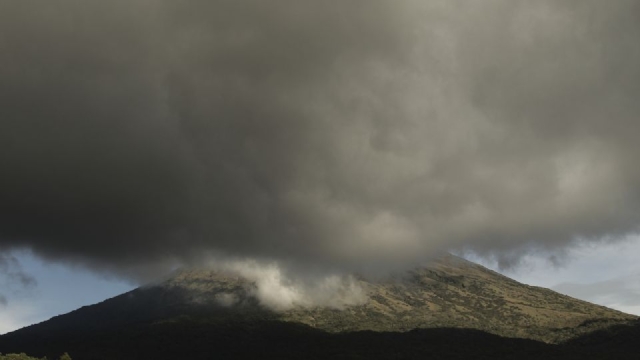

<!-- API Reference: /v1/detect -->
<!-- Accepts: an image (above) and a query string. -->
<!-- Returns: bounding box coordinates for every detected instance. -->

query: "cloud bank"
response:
[1,0,640,280]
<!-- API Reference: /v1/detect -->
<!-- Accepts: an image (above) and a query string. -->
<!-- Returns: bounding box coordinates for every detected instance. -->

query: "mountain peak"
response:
[153,255,635,343]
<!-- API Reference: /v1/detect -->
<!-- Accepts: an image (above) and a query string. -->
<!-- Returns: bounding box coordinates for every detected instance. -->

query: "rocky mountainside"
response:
[0,255,637,359]
[162,254,635,343]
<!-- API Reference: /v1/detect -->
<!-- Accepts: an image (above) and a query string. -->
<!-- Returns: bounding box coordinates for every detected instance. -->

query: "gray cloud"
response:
[554,276,640,309]
[0,254,37,290]
[1,1,640,280]
[0,295,6,308]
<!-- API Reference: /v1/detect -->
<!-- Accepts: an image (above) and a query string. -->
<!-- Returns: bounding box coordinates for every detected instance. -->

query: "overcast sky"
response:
[1,0,640,333]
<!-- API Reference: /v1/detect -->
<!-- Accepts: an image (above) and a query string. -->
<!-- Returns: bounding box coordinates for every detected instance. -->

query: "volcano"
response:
[0,255,637,359]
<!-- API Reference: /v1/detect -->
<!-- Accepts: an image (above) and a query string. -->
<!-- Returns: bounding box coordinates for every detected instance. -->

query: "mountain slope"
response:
[0,255,636,359]
[164,254,635,342]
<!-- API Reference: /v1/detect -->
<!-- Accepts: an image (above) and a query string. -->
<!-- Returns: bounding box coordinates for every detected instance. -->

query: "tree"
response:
[0,352,71,360]
[0,353,45,360]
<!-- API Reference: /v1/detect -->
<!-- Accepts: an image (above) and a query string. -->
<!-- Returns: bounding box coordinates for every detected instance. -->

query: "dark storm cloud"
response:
[1,0,640,279]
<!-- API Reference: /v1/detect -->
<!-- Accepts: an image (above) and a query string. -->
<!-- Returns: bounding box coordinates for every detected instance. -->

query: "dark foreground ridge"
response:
[1,255,638,359]
[3,318,640,360]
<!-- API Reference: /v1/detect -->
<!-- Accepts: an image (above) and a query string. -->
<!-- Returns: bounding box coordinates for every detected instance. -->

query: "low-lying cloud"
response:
[168,257,368,311]
[213,259,367,310]
[1,1,640,281]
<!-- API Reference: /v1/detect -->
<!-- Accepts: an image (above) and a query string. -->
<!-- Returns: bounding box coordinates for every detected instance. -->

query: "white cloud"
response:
[211,259,367,311]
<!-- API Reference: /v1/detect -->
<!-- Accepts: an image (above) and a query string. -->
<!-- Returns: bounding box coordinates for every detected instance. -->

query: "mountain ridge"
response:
[0,255,637,359]
[151,254,635,343]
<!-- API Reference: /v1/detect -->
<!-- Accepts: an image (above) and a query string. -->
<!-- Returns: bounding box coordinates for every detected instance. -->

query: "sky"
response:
[2,0,640,334]
[466,235,640,316]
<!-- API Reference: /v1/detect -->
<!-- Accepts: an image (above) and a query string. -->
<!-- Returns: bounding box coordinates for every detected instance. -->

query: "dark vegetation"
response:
[2,318,640,360]
[0,353,70,360]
